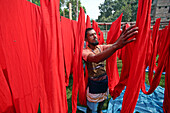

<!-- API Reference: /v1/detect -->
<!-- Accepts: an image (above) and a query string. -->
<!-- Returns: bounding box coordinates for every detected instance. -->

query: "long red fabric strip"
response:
[86,15,91,29]
[141,18,165,94]
[40,0,68,112]
[120,0,152,112]
[92,20,101,44]
[77,8,86,106]
[72,7,86,113]
[99,31,105,44]
[61,16,74,86]
[110,23,135,99]
[163,21,170,112]
[106,14,122,92]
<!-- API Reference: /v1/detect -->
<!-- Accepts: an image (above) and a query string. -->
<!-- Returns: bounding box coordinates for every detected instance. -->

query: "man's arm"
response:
[87,25,138,63]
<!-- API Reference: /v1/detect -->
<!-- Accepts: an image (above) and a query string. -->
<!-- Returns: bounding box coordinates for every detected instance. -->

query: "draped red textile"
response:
[110,0,152,112]
[86,15,91,29]
[141,18,166,95]
[40,0,68,112]
[106,14,122,44]
[0,0,42,112]
[99,31,105,44]
[92,20,100,44]
[0,67,15,113]
[72,7,86,113]
[163,21,170,113]
[120,0,152,112]
[71,20,78,50]
[157,29,163,56]
[78,7,87,107]
[0,43,6,70]
[61,16,74,86]
[92,20,105,45]
[92,20,99,35]
[106,14,122,91]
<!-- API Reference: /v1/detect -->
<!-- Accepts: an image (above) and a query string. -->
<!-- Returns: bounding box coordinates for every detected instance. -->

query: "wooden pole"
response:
[69,3,72,20]
[63,8,65,17]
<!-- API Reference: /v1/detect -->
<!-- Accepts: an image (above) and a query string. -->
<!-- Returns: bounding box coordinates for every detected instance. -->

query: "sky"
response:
[80,0,105,20]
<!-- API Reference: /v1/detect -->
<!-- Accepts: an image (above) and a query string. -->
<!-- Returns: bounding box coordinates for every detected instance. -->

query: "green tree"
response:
[97,0,138,22]
[97,0,114,22]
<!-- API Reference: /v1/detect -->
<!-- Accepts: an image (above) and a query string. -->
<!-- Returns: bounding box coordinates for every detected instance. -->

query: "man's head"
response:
[85,28,99,46]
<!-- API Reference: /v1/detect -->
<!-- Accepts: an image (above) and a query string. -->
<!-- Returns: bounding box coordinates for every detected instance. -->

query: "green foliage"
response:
[97,0,138,22]
[28,0,40,6]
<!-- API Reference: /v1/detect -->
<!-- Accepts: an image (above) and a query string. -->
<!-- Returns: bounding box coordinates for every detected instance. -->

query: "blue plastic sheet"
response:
[77,84,164,113]
[107,84,164,113]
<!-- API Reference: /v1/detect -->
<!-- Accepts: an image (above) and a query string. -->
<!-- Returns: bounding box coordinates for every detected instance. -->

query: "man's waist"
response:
[89,72,107,81]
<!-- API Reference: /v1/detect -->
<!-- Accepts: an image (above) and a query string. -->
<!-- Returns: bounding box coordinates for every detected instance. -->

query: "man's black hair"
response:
[85,28,94,39]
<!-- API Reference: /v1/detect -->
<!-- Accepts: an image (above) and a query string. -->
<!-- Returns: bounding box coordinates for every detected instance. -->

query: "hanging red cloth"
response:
[40,0,68,112]
[86,15,91,29]
[163,21,170,112]
[72,7,86,113]
[106,14,122,92]
[61,16,74,86]
[109,0,152,112]
[99,31,105,45]
[141,18,165,95]
[92,20,101,43]
[120,0,152,112]
[0,67,15,113]
[0,0,43,112]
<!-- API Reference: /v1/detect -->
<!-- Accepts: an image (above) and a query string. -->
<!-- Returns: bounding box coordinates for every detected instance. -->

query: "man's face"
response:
[86,29,99,46]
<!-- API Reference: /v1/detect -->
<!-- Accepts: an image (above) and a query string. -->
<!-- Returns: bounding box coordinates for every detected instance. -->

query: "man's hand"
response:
[114,25,138,49]
[86,25,138,63]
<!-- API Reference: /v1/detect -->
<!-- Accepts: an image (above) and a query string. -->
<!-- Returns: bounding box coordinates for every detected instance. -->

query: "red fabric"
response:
[163,22,170,112]
[40,0,68,112]
[72,7,86,113]
[92,20,100,44]
[0,67,15,113]
[106,13,122,44]
[0,43,6,69]
[92,20,99,35]
[70,20,77,74]
[163,21,170,112]
[110,0,152,112]
[0,0,42,112]
[99,31,105,44]
[61,16,74,86]
[141,18,162,94]
[106,14,122,93]
[120,0,152,112]
[145,30,152,68]
[86,15,91,29]
[157,29,163,56]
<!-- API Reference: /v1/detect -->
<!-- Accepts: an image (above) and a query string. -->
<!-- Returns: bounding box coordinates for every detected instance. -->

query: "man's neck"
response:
[88,44,96,50]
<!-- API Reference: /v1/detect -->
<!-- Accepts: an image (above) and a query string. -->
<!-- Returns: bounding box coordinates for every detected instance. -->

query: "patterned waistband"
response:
[89,73,107,81]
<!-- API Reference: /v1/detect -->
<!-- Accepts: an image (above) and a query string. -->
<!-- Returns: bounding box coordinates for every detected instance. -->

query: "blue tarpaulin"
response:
[77,84,164,113]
